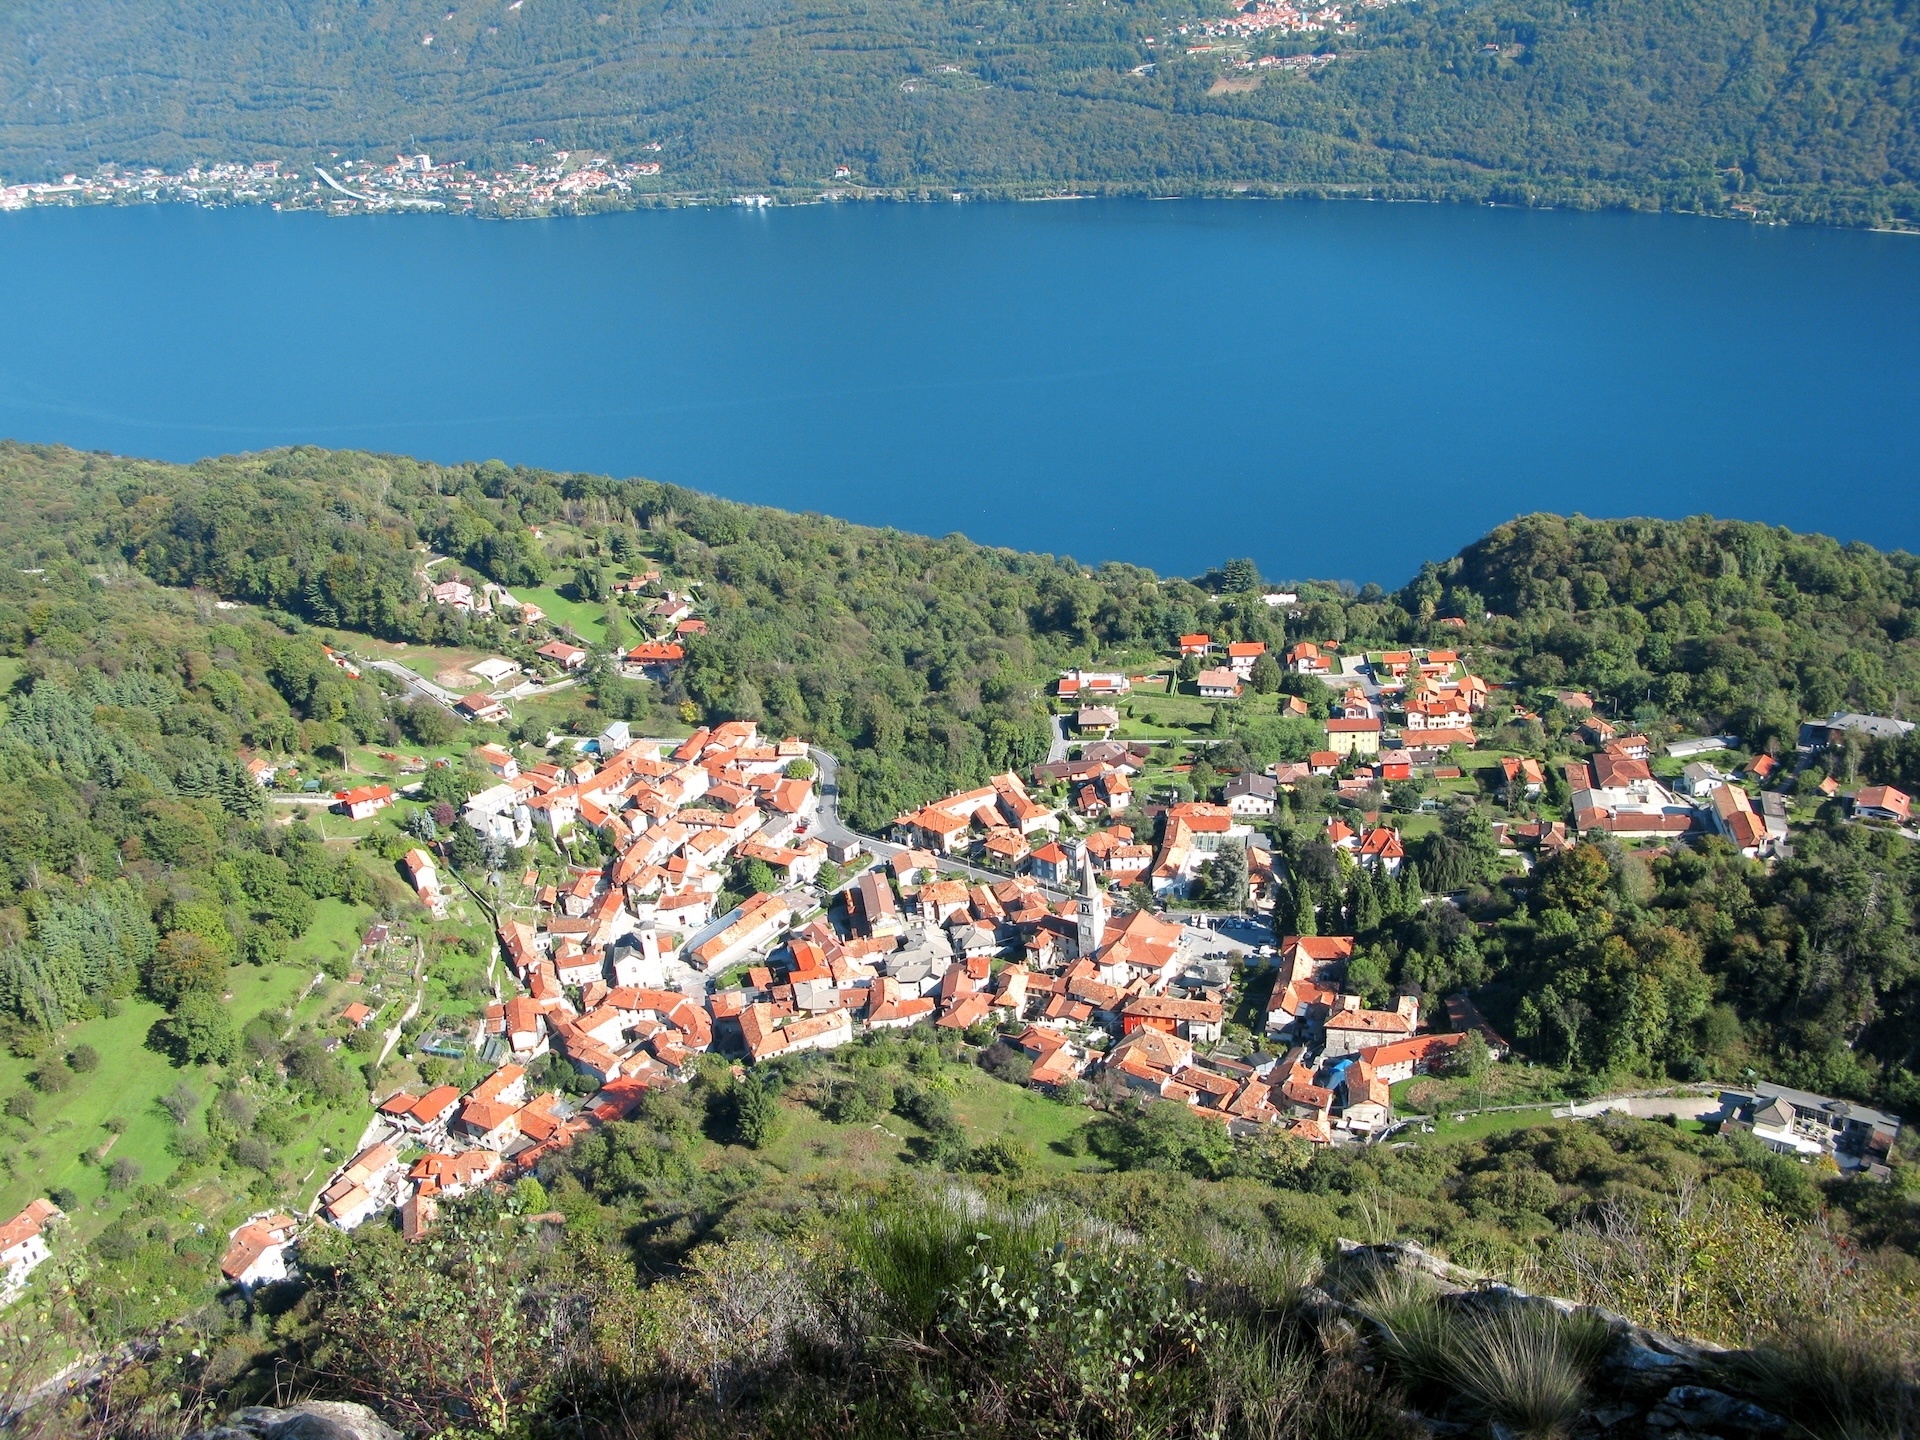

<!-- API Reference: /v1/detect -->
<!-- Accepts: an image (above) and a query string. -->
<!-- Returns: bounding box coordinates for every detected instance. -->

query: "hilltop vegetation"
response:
[0,0,1916,225]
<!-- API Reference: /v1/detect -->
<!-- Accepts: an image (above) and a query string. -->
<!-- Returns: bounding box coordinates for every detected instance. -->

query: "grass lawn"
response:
[287,898,378,980]
[751,1099,917,1180]
[1393,813,1441,839]
[1407,1104,1566,1146]
[1454,750,1510,772]
[751,1060,1098,1180]
[0,962,317,1233]
[513,586,609,646]
[946,1066,1094,1169]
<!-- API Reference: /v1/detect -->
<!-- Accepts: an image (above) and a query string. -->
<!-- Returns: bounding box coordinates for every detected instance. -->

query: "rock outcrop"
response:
[194,1401,402,1440]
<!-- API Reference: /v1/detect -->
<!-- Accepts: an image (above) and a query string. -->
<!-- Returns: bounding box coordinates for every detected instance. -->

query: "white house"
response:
[219,1213,299,1291]
[0,1199,62,1294]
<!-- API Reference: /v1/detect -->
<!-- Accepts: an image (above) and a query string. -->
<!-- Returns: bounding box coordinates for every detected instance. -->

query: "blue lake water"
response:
[3,198,1918,584]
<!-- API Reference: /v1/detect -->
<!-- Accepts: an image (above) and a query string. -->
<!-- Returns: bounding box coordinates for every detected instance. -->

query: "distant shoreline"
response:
[7,174,1906,234]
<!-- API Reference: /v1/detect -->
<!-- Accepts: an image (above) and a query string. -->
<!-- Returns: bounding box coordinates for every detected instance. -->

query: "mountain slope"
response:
[0,0,1915,224]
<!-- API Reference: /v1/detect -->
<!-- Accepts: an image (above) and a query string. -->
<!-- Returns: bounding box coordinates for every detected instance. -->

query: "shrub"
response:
[977,1040,1033,1086]
[32,1057,75,1093]
[5,1091,36,1122]
[68,1043,100,1073]
[733,1079,786,1149]
[963,1135,1034,1177]
[1351,1266,1609,1439]
[1713,1324,1919,1440]
[232,1136,275,1173]
[107,1157,143,1190]
[821,1070,893,1125]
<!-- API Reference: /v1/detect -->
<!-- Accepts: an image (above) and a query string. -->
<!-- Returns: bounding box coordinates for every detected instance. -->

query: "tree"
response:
[1177,655,1201,684]
[401,697,459,746]
[68,1043,99,1073]
[1249,652,1282,694]
[1222,557,1261,593]
[167,992,238,1066]
[1348,868,1381,933]
[785,758,815,781]
[1211,841,1250,911]
[148,930,228,1006]
[1289,878,1316,937]
[107,1157,143,1189]
[1449,1030,1495,1080]
[734,1078,787,1149]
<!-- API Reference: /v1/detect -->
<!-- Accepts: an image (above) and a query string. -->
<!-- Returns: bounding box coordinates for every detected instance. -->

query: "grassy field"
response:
[286,898,378,981]
[513,586,609,646]
[751,1057,1098,1181]
[1406,1104,1567,1146]
[946,1065,1093,1168]
[0,963,316,1230]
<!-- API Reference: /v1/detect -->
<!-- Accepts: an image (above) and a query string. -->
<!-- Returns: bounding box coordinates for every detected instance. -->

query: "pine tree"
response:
[1352,868,1381,933]
[1290,878,1315,937]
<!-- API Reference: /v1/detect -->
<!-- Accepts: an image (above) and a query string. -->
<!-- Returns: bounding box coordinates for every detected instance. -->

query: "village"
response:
[189,594,1901,1287]
[4,568,1910,1306]
[0,149,666,219]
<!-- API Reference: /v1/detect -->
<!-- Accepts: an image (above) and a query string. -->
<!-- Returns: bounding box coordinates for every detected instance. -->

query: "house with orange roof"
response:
[1357,826,1405,876]
[1225,641,1267,678]
[1287,642,1331,675]
[1355,1031,1469,1084]
[333,784,393,820]
[456,693,509,723]
[1321,993,1421,1058]
[1853,784,1912,825]
[218,1212,299,1290]
[1057,669,1131,699]
[690,891,794,971]
[1339,1057,1395,1133]
[1121,994,1224,1044]
[1196,667,1241,699]
[0,1198,64,1292]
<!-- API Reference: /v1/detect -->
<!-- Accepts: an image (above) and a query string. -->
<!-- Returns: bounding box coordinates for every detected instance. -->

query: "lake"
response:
[3,198,1918,584]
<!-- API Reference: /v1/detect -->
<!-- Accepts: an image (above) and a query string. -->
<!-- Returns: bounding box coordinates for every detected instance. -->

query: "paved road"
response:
[369,658,462,711]
[1046,713,1072,764]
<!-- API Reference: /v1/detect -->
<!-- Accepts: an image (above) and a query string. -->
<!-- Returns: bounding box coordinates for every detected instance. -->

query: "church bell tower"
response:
[1075,844,1107,959]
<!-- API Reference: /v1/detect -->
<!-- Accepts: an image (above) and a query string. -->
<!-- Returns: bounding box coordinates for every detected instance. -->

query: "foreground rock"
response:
[195,1401,401,1440]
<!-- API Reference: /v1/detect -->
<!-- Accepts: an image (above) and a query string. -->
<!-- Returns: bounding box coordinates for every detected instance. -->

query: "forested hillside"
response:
[1,0,1916,225]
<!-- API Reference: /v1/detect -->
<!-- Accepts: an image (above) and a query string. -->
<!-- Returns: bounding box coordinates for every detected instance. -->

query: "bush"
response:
[5,1091,36,1122]
[32,1057,75,1093]
[962,1135,1033,1177]
[1712,1324,1918,1440]
[821,1070,893,1125]
[232,1136,275,1173]
[977,1040,1034,1086]
[1350,1267,1609,1438]
[734,1079,787,1149]
[107,1157,143,1190]
[68,1043,100,1073]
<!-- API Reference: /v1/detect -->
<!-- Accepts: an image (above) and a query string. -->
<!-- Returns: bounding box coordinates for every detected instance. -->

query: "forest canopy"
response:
[0,0,1915,226]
